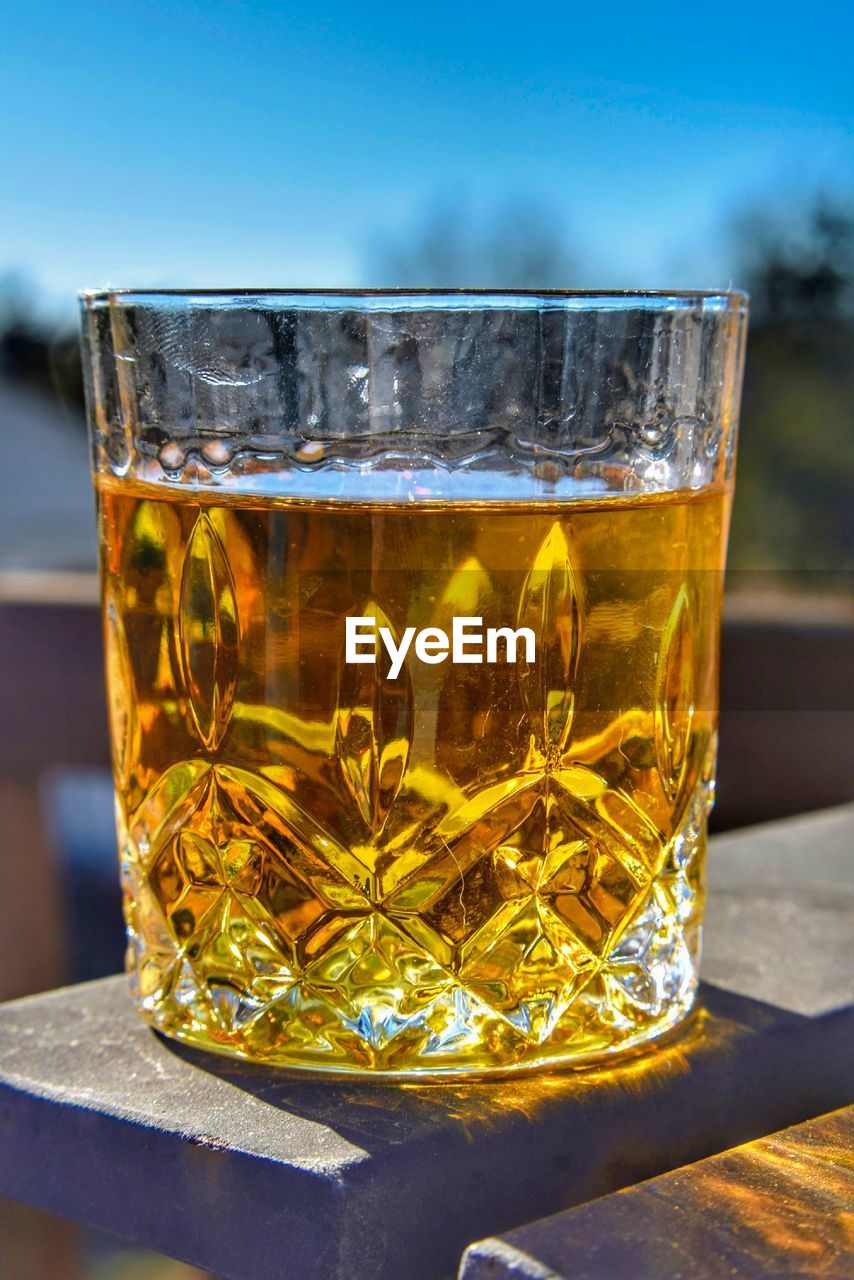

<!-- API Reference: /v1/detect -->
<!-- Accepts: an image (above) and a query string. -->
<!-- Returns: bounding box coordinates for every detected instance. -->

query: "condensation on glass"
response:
[80,290,748,1076]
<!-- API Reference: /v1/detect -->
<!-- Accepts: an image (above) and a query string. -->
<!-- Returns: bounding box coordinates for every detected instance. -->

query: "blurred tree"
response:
[729,197,854,577]
[371,194,853,579]
[2,195,852,579]
[0,274,84,416]
[366,198,577,288]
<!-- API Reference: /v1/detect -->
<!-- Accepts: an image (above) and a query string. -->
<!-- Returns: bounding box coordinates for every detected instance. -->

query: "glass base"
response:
[128,792,707,1078]
[139,964,700,1081]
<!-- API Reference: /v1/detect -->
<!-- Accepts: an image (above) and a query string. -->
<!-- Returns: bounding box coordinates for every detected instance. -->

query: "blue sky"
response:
[1,0,851,311]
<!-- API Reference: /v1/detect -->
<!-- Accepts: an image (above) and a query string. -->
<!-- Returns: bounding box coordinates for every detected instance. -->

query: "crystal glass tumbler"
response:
[80,289,748,1076]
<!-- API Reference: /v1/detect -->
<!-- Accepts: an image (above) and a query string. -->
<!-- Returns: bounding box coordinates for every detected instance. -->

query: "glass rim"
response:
[80,286,749,311]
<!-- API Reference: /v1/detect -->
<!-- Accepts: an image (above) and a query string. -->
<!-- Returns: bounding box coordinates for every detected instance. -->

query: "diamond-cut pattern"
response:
[460,899,595,1043]
[113,501,716,1074]
[125,757,709,1069]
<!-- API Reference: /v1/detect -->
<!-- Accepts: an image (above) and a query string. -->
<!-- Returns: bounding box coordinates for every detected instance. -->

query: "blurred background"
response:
[0,2,851,1277]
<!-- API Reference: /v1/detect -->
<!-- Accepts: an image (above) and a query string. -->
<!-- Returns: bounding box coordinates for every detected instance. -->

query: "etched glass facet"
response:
[82,290,747,1075]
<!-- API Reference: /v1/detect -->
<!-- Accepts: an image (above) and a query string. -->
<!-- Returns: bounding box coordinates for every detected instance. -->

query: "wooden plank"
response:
[461,1107,854,1279]
[0,806,851,1280]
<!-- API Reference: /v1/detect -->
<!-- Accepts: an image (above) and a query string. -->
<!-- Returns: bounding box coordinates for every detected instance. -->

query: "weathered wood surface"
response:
[461,1106,854,1279]
[0,806,851,1280]
[703,803,854,1016]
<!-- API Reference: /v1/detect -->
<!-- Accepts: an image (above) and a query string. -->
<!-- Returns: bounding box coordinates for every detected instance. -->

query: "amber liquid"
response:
[98,476,728,1073]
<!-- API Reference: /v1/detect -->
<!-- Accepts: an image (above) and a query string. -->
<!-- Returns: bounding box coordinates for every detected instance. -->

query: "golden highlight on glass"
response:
[82,290,747,1075]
